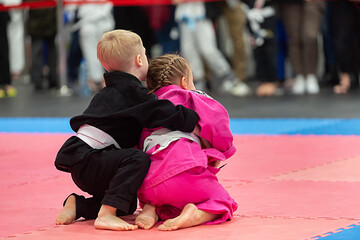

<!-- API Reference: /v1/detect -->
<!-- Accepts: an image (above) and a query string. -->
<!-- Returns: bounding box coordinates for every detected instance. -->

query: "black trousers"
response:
[0,12,10,86]
[30,36,58,89]
[328,1,360,75]
[68,145,151,220]
[253,16,278,83]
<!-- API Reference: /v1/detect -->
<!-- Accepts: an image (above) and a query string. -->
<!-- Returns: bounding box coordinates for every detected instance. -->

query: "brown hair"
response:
[97,30,143,72]
[146,54,191,94]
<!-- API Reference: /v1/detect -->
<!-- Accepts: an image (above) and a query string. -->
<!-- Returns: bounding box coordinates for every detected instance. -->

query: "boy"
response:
[54,30,199,231]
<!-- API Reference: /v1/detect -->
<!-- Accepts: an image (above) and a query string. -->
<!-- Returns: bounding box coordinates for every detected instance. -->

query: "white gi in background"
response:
[174,1,238,93]
[71,0,114,91]
[4,0,25,79]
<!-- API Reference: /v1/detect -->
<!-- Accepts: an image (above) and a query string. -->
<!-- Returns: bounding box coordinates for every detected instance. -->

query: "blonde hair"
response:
[97,30,143,72]
[147,54,191,94]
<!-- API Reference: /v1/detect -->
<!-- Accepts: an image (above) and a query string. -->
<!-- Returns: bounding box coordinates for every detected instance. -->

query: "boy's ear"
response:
[180,77,188,90]
[136,54,143,67]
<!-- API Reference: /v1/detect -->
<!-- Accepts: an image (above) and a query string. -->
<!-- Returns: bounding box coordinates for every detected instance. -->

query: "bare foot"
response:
[56,194,76,225]
[135,204,159,229]
[334,73,351,94]
[158,203,218,231]
[256,82,277,97]
[94,205,138,231]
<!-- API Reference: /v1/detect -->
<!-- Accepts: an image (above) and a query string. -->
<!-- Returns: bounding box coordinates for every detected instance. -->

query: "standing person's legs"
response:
[223,3,251,96]
[30,37,44,90]
[253,14,278,97]
[46,36,58,89]
[321,2,338,86]
[67,30,83,89]
[329,1,357,93]
[179,23,207,90]
[195,19,236,91]
[355,8,360,85]
[223,3,247,82]
[278,3,302,75]
[0,13,10,87]
[302,1,324,94]
[79,23,105,92]
[278,2,305,94]
[8,10,25,80]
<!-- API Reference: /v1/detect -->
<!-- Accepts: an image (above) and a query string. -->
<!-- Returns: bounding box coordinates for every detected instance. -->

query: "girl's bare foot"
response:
[94,205,138,231]
[56,194,76,225]
[135,204,159,229]
[334,73,351,94]
[158,203,218,231]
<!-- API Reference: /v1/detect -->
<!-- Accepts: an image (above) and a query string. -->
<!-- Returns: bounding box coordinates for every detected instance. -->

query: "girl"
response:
[135,54,238,231]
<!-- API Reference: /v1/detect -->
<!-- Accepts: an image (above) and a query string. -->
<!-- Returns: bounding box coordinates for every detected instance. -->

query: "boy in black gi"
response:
[54,30,199,231]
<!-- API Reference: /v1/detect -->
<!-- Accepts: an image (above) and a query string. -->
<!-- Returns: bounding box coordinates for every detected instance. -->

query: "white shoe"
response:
[306,74,320,94]
[292,75,306,95]
[220,80,234,94]
[232,82,251,97]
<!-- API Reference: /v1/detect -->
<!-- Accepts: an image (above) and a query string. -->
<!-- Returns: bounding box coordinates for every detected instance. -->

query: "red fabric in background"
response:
[0,0,220,11]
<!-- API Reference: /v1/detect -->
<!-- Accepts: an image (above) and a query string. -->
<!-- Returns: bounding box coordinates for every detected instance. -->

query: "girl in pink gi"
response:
[135,54,238,231]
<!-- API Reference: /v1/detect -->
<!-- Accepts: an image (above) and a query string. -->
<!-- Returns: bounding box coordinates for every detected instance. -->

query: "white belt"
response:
[76,124,121,149]
[143,128,200,155]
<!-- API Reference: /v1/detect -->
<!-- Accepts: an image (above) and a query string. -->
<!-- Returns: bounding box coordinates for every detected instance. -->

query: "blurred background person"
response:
[277,0,325,95]
[221,0,251,97]
[243,0,279,97]
[7,0,25,83]
[72,0,114,93]
[25,0,58,91]
[63,2,89,96]
[328,0,360,94]
[319,1,339,89]
[145,4,180,56]
[276,18,289,93]
[0,0,18,97]
[0,3,11,98]
[173,0,240,94]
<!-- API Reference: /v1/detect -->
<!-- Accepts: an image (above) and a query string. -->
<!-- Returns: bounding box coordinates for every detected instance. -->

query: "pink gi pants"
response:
[138,166,238,225]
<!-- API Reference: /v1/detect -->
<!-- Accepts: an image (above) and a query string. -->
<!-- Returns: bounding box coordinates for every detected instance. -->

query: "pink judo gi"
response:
[137,85,238,224]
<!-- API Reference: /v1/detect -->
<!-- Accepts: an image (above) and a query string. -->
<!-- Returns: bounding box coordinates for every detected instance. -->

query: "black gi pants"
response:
[68,145,150,220]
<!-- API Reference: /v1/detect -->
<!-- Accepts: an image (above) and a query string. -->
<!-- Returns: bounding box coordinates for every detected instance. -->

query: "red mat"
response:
[1,134,360,239]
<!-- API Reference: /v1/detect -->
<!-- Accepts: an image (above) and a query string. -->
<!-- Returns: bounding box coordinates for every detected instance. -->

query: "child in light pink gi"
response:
[135,54,238,231]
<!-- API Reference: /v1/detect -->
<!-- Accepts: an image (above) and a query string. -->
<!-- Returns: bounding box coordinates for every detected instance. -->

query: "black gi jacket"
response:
[55,71,199,172]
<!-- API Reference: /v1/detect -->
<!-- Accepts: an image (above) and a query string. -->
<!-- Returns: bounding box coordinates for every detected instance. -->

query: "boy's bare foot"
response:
[56,194,76,225]
[135,204,159,229]
[94,205,138,231]
[158,203,218,231]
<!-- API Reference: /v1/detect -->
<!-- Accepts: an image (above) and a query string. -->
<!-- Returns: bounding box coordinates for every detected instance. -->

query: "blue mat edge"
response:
[1,117,360,135]
[312,222,360,239]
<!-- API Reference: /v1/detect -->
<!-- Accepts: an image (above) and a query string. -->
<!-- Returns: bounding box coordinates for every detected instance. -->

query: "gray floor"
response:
[1,79,359,119]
